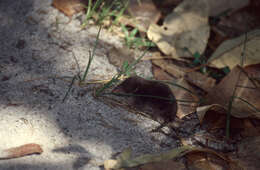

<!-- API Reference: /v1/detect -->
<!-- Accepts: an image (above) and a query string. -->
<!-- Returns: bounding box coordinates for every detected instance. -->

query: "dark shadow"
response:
[0,0,179,169]
[0,161,97,170]
[53,144,91,170]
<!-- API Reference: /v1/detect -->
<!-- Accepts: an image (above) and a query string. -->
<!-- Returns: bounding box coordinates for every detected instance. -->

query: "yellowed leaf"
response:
[147,0,209,59]
[209,29,260,69]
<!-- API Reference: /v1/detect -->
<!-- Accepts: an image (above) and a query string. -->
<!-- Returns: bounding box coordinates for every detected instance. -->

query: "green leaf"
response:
[222,66,230,74]
[193,51,201,59]
[130,28,138,37]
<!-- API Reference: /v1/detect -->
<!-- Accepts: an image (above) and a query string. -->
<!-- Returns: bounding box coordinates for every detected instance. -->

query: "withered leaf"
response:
[205,65,260,119]
[0,143,43,159]
[52,0,86,17]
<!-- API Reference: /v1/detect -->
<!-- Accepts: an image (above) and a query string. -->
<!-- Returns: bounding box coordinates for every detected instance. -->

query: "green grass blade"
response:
[81,26,102,82]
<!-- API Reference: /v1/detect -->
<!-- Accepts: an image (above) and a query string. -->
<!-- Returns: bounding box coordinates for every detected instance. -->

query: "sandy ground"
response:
[0,0,177,169]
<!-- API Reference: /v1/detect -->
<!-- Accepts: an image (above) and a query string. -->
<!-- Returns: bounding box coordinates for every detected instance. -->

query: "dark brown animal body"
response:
[113,76,177,124]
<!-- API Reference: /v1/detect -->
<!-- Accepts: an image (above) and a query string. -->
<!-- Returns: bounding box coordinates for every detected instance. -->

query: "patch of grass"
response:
[82,0,103,27]
[121,24,155,49]
[191,51,207,74]
[82,0,128,28]
[225,32,247,139]
[81,0,153,49]
[95,45,150,97]
[62,26,102,102]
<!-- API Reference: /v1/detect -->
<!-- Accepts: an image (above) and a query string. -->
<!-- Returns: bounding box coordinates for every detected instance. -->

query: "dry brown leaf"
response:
[244,63,260,81]
[151,52,215,92]
[241,119,260,137]
[170,79,199,118]
[184,71,216,92]
[152,65,175,81]
[205,65,260,119]
[186,151,230,170]
[106,46,135,68]
[0,143,43,159]
[209,29,260,69]
[200,109,244,131]
[196,104,260,138]
[207,0,249,16]
[217,9,257,37]
[140,159,185,170]
[52,0,86,17]
[149,52,194,78]
[229,136,260,170]
[152,59,186,78]
[147,0,210,59]
[197,104,229,124]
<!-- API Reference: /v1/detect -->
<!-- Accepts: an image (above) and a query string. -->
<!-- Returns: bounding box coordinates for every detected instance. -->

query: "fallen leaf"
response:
[217,8,257,37]
[209,29,260,69]
[52,0,86,17]
[170,79,200,118]
[184,71,216,92]
[147,0,210,59]
[104,146,191,169]
[208,0,249,16]
[0,143,43,160]
[205,65,260,119]
[140,159,185,170]
[241,119,260,137]
[104,146,231,170]
[106,46,135,68]
[152,65,175,81]
[152,59,186,78]
[244,63,260,81]
[196,104,226,124]
[229,136,260,170]
[196,104,260,138]
[186,151,229,170]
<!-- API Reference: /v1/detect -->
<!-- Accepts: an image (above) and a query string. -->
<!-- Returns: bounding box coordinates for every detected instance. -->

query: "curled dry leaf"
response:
[52,0,86,17]
[196,104,260,138]
[186,149,236,170]
[205,65,260,119]
[147,0,210,59]
[112,76,177,124]
[0,143,43,160]
[196,104,226,124]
